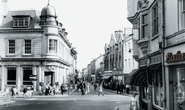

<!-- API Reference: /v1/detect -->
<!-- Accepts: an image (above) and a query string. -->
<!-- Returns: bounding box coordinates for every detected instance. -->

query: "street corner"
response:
[0,99,16,106]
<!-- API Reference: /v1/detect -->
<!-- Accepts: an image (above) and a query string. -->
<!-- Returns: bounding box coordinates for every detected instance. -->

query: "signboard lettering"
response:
[166,51,185,63]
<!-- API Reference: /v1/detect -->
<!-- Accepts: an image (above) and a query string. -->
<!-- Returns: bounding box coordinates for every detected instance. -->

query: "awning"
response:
[102,75,111,79]
[125,68,147,87]
[125,69,139,84]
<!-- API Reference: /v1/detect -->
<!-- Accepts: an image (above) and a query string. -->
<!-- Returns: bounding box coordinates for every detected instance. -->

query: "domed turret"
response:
[40,2,58,26]
[41,5,56,17]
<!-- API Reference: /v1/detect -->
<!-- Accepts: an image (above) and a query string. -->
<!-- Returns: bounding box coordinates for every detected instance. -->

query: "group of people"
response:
[76,81,104,96]
[40,82,73,96]
[5,86,17,101]
[116,82,130,94]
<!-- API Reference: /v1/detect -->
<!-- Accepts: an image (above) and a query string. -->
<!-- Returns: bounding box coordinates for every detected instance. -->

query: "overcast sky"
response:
[1,0,132,70]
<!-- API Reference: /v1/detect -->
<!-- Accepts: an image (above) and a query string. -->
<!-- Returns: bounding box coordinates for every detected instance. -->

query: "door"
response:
[44,72,53,84]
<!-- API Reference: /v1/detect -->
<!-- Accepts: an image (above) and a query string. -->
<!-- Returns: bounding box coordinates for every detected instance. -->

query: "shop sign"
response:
[166,51,185,63]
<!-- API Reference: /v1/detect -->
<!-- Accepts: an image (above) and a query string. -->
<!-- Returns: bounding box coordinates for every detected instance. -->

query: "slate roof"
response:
[0,10,41,29]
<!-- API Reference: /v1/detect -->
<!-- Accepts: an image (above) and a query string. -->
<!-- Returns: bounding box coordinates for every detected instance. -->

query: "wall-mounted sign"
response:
[166,51,185,63]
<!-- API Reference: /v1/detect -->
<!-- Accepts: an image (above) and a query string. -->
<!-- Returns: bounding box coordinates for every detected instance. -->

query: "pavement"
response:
[0,89,76,106]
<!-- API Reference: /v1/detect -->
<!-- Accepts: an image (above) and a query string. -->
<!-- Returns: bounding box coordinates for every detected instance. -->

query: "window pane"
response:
[24,18,28,27]
[49,39,57,54]
[25,40,31,54]
[23,67,33,85]
[9,40,15,54]
[7,67,16,85]
[13,18,18,27]
[18,18,24,27]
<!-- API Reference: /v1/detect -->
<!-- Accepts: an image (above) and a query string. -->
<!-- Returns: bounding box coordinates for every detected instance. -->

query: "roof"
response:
[0,10,41,29]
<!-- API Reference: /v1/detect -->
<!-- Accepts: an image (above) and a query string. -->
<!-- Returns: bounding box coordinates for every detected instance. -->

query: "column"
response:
[17,66,21,91]
[55,66,59,83]
[1,65,5,92]
[41,66,44,83]
[33,66,37,92]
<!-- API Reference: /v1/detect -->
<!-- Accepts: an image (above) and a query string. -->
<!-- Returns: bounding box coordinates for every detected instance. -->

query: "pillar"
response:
[17,66,21,91]
[33,66,37,92]
[1,65,5,92]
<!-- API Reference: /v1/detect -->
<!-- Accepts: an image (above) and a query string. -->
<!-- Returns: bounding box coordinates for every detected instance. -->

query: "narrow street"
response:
[0,85,131,110]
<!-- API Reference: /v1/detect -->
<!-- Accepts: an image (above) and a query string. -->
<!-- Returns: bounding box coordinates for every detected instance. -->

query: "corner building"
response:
[0,3,77,93]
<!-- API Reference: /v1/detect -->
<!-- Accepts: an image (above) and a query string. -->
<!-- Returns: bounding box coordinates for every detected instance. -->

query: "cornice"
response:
[0,58,70,66]
[59,32,72,48]
[0,29,43,33]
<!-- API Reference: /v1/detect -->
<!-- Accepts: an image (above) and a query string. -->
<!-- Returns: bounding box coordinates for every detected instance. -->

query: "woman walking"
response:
[98,83,104,96]
[86,83,90,96]
[130,93,138,110]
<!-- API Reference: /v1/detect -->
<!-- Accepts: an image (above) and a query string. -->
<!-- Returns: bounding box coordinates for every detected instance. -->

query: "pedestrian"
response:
[130,93,138,110]
[98,83,104,96]
[30,86,34,97]
[86,83,90,96]
[12,86,17,100]
[126,84,130,94]
[53,84,56,95]
[116,82,120,94]
[120,82,124,94]
[94,83,97,91]
[23,86,28,97]
[60,84,64,95]
[5,86,10,101]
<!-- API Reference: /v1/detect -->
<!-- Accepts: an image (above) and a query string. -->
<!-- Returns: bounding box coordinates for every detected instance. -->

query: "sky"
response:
[0,0,132,70]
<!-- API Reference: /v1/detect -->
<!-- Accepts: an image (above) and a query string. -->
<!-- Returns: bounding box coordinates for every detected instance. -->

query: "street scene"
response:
[0,0,185,110]
[0,84,132,110]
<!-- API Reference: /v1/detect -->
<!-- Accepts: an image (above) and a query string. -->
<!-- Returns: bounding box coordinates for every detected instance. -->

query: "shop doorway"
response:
[44,72,53,84]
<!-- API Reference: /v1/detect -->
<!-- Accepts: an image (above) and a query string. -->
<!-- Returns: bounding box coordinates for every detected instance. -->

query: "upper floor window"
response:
[9,40,15,54]
[25,40,31,54]
[141,14,148,39]
[13,17,30,27]
[178,0,185,30]
[49,39,57,54]
[152,3,158,36]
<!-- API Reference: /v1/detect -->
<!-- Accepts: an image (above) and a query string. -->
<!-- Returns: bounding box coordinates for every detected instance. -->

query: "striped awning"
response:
[125,68,147,87]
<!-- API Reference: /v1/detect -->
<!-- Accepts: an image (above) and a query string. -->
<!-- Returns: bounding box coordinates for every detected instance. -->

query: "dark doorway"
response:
[44,72,53,84]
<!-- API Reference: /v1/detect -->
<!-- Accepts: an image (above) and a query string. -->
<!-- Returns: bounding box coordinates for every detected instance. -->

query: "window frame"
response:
[8,40,15,54]
[24,39,32,54]
[49,39,57,54]
[141,14,148,39]
[23,67,33,85]
[7,67,16,85]
[13,17,30,28]
[152,3,159,36]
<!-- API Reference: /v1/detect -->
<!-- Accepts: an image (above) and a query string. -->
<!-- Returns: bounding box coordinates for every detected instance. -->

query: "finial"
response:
[47,0,50,5]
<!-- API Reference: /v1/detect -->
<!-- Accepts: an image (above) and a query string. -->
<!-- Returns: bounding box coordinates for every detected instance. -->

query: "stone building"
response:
[0,2,77,93]
[127,0,164,110]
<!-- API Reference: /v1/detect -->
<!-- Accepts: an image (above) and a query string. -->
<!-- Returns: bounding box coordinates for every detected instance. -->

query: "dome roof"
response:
[41,4,56,17]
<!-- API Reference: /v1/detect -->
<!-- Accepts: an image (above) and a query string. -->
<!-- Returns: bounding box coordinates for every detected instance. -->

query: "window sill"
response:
[6,54,16,57]
[151,33,159,41]
[22,54,33,57]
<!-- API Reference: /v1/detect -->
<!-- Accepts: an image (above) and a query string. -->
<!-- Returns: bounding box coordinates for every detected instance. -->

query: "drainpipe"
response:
[162,0,167,109]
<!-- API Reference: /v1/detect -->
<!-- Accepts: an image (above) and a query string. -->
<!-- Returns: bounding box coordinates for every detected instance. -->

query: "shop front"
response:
[165,50,185,110]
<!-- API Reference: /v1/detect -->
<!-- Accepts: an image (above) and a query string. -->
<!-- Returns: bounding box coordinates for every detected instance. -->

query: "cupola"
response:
[40,1,58,26]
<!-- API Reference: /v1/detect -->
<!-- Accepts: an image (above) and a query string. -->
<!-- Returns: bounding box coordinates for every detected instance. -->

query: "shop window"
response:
[153,71,163,108]
[7,67,16,85]
[23,67,33,85]
[174,68,185,110]
[141,87,148,100]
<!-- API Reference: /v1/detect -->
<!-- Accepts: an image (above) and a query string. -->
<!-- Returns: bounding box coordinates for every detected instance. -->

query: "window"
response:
[49,39,57,54]
[9,40,15,54]
[153,71,163,108]
[138,18,141,40]
[25,40,31,54]
[152,3,158,36]
[179,0,185,30]
[13,17,30,27]
[141,14,148,39]
[7,67,16,85]
[23,67,33,85]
